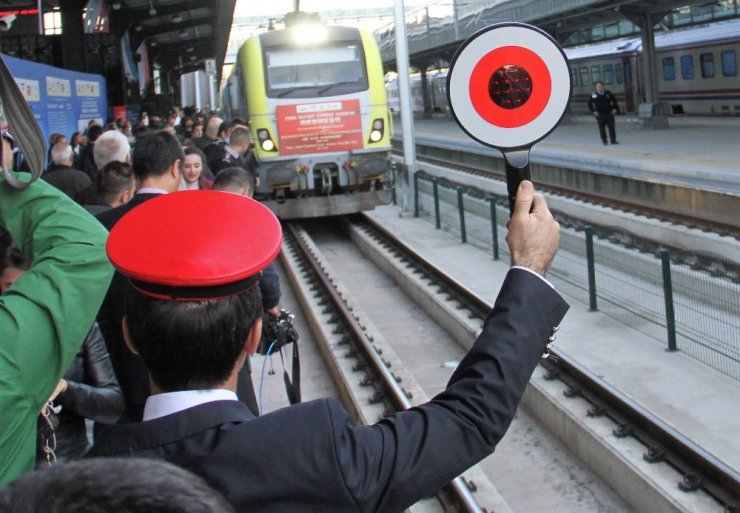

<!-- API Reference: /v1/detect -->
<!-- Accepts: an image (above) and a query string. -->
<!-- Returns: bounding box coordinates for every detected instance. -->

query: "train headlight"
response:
[368,118,384,143]
[257,128,277,152]
[261,139,275,151]
[292,23,328,45]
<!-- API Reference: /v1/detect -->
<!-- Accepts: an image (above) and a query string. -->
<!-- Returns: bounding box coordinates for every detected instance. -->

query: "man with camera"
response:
[212,167,289,412]
[87,180,567,512]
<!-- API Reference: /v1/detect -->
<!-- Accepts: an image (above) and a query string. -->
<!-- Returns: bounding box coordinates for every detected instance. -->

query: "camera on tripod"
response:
[258,309,299,355]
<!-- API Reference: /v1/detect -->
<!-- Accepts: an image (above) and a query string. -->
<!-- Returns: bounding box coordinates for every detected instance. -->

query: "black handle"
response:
[503,149,532,216]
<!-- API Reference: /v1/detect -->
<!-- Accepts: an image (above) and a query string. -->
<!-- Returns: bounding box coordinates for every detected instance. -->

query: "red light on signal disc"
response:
[469,46,551,128]
[447,23,571,150]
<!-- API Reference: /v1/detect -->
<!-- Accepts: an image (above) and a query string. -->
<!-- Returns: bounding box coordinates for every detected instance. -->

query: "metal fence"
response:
[406,169,740,381]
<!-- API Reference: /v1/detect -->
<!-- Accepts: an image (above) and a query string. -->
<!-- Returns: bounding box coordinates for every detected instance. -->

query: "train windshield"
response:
[265,43,368,98]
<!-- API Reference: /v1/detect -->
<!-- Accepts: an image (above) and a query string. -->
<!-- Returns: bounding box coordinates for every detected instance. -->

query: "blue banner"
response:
[1,53,107,145]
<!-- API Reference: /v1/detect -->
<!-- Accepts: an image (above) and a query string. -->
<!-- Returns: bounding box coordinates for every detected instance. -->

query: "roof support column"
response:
[394,0,417,214]
[59,0,87,72]
[635,11,669,129]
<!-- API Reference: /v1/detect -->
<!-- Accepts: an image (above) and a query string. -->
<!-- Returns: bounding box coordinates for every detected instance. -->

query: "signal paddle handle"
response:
[503,149,531,216]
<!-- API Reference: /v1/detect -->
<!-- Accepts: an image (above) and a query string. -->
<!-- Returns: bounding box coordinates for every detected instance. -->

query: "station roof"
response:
[376,0,733,68]
[5,0,236,81]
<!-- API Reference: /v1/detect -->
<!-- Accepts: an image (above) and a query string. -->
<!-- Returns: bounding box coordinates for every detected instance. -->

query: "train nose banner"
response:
[446,22,571,215]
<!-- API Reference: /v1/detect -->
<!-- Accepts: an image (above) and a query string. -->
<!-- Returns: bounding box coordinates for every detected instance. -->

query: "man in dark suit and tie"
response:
[96,131,183,423]
[89,180,568,513]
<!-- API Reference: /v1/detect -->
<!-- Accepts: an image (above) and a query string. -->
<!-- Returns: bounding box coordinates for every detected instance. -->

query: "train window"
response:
[615,63,623,84]
[721,50,736,77]
[590,65,601,84]
[570,67,577,86]
[680,55,694,79]
[264,43,367,98]
[662,57,676,81]
[700,53,714,78]
[603,64,614,85]
[579,67,589,87]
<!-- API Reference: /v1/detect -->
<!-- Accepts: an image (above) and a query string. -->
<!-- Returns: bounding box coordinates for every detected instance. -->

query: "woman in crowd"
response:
[180,146,212,190]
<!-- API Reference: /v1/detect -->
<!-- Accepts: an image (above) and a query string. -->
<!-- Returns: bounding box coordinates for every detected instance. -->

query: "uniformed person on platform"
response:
[588,80,620,145]
[88,181,569,513]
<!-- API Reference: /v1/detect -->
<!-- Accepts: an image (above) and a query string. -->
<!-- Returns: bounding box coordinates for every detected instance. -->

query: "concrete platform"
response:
[365,203,740,477]
[398,114,740,193]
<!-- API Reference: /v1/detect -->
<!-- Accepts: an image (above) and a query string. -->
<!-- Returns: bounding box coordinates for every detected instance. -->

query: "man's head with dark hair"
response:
[131,130,183,191]
[212,166,254,198]
[86,124,103,143]
[123,286,263,392]
[97,161,136,207]
[0,457,235,513]
[1,241,31,293]
[217,121,232,140]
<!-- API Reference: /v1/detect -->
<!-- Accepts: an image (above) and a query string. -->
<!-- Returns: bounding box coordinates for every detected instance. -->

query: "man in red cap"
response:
[89,181,568,513]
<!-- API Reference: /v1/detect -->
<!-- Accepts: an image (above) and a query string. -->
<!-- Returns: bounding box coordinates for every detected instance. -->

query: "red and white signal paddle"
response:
[446,22,571,214]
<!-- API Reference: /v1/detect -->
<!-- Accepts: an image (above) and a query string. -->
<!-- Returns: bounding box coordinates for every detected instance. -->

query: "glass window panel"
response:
[663,57,676,80]
[579,66,589,87]
[603,64,614,84]
[591,65,601,84]
[681,55,694,79]
[721,50,737,77]
[605,23,619,38]
[700,53,714,78]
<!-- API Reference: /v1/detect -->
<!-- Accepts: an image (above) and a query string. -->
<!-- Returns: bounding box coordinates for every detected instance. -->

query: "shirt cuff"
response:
[511,266,555,289]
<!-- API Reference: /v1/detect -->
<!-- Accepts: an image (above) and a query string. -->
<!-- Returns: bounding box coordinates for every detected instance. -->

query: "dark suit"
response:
[89,269,568,512]
[42,165,92,200]
[96,193,163,423]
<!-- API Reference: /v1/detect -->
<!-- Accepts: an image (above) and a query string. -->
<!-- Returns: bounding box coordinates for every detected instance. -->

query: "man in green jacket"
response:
[0,158,113,485]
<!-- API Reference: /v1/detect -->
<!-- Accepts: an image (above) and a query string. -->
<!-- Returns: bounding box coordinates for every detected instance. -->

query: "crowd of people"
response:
[0,105,569,512]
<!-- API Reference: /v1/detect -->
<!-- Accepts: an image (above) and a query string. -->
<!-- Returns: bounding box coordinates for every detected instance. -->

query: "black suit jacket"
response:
[42,165,92,200]
[89,269,568,512]
[95,193,163,422]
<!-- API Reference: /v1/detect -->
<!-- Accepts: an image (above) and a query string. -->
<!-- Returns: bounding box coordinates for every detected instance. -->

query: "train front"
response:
[244,23,393,219]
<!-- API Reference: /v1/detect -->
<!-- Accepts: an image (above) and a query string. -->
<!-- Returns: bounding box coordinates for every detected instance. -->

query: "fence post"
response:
[585,226,598,311]
[391,163,397,206]
[489,197,499,260]
[660,249,678,352]
[432,179,440,229]
[413,171,420,218]
[457,187,466,243]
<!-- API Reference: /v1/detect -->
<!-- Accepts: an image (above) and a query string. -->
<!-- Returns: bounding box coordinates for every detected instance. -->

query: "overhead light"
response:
[190,55,197,60]
[150,40,157,47]
[148,0,156,16]
[134,25,142,32]
[186,47,194,52]
[111,2,122,10]
[171,15,183,23]
[179,29,189,37]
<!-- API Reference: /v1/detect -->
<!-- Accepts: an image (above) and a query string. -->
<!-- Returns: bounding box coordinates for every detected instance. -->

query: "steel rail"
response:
[360,213,740,511]
[285,222,485,513]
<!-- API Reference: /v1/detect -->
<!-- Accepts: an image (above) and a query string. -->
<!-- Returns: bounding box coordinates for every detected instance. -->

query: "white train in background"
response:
[387,19,740,116]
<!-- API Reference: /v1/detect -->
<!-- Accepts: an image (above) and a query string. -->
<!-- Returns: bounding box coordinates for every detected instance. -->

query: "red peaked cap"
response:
[107,191,282,301]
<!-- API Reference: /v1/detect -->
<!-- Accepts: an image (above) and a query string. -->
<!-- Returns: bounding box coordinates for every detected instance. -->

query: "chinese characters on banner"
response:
[276,99,363,156]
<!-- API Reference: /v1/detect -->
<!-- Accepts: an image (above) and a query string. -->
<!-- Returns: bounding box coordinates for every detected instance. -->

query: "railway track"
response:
[271,215,739,513]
